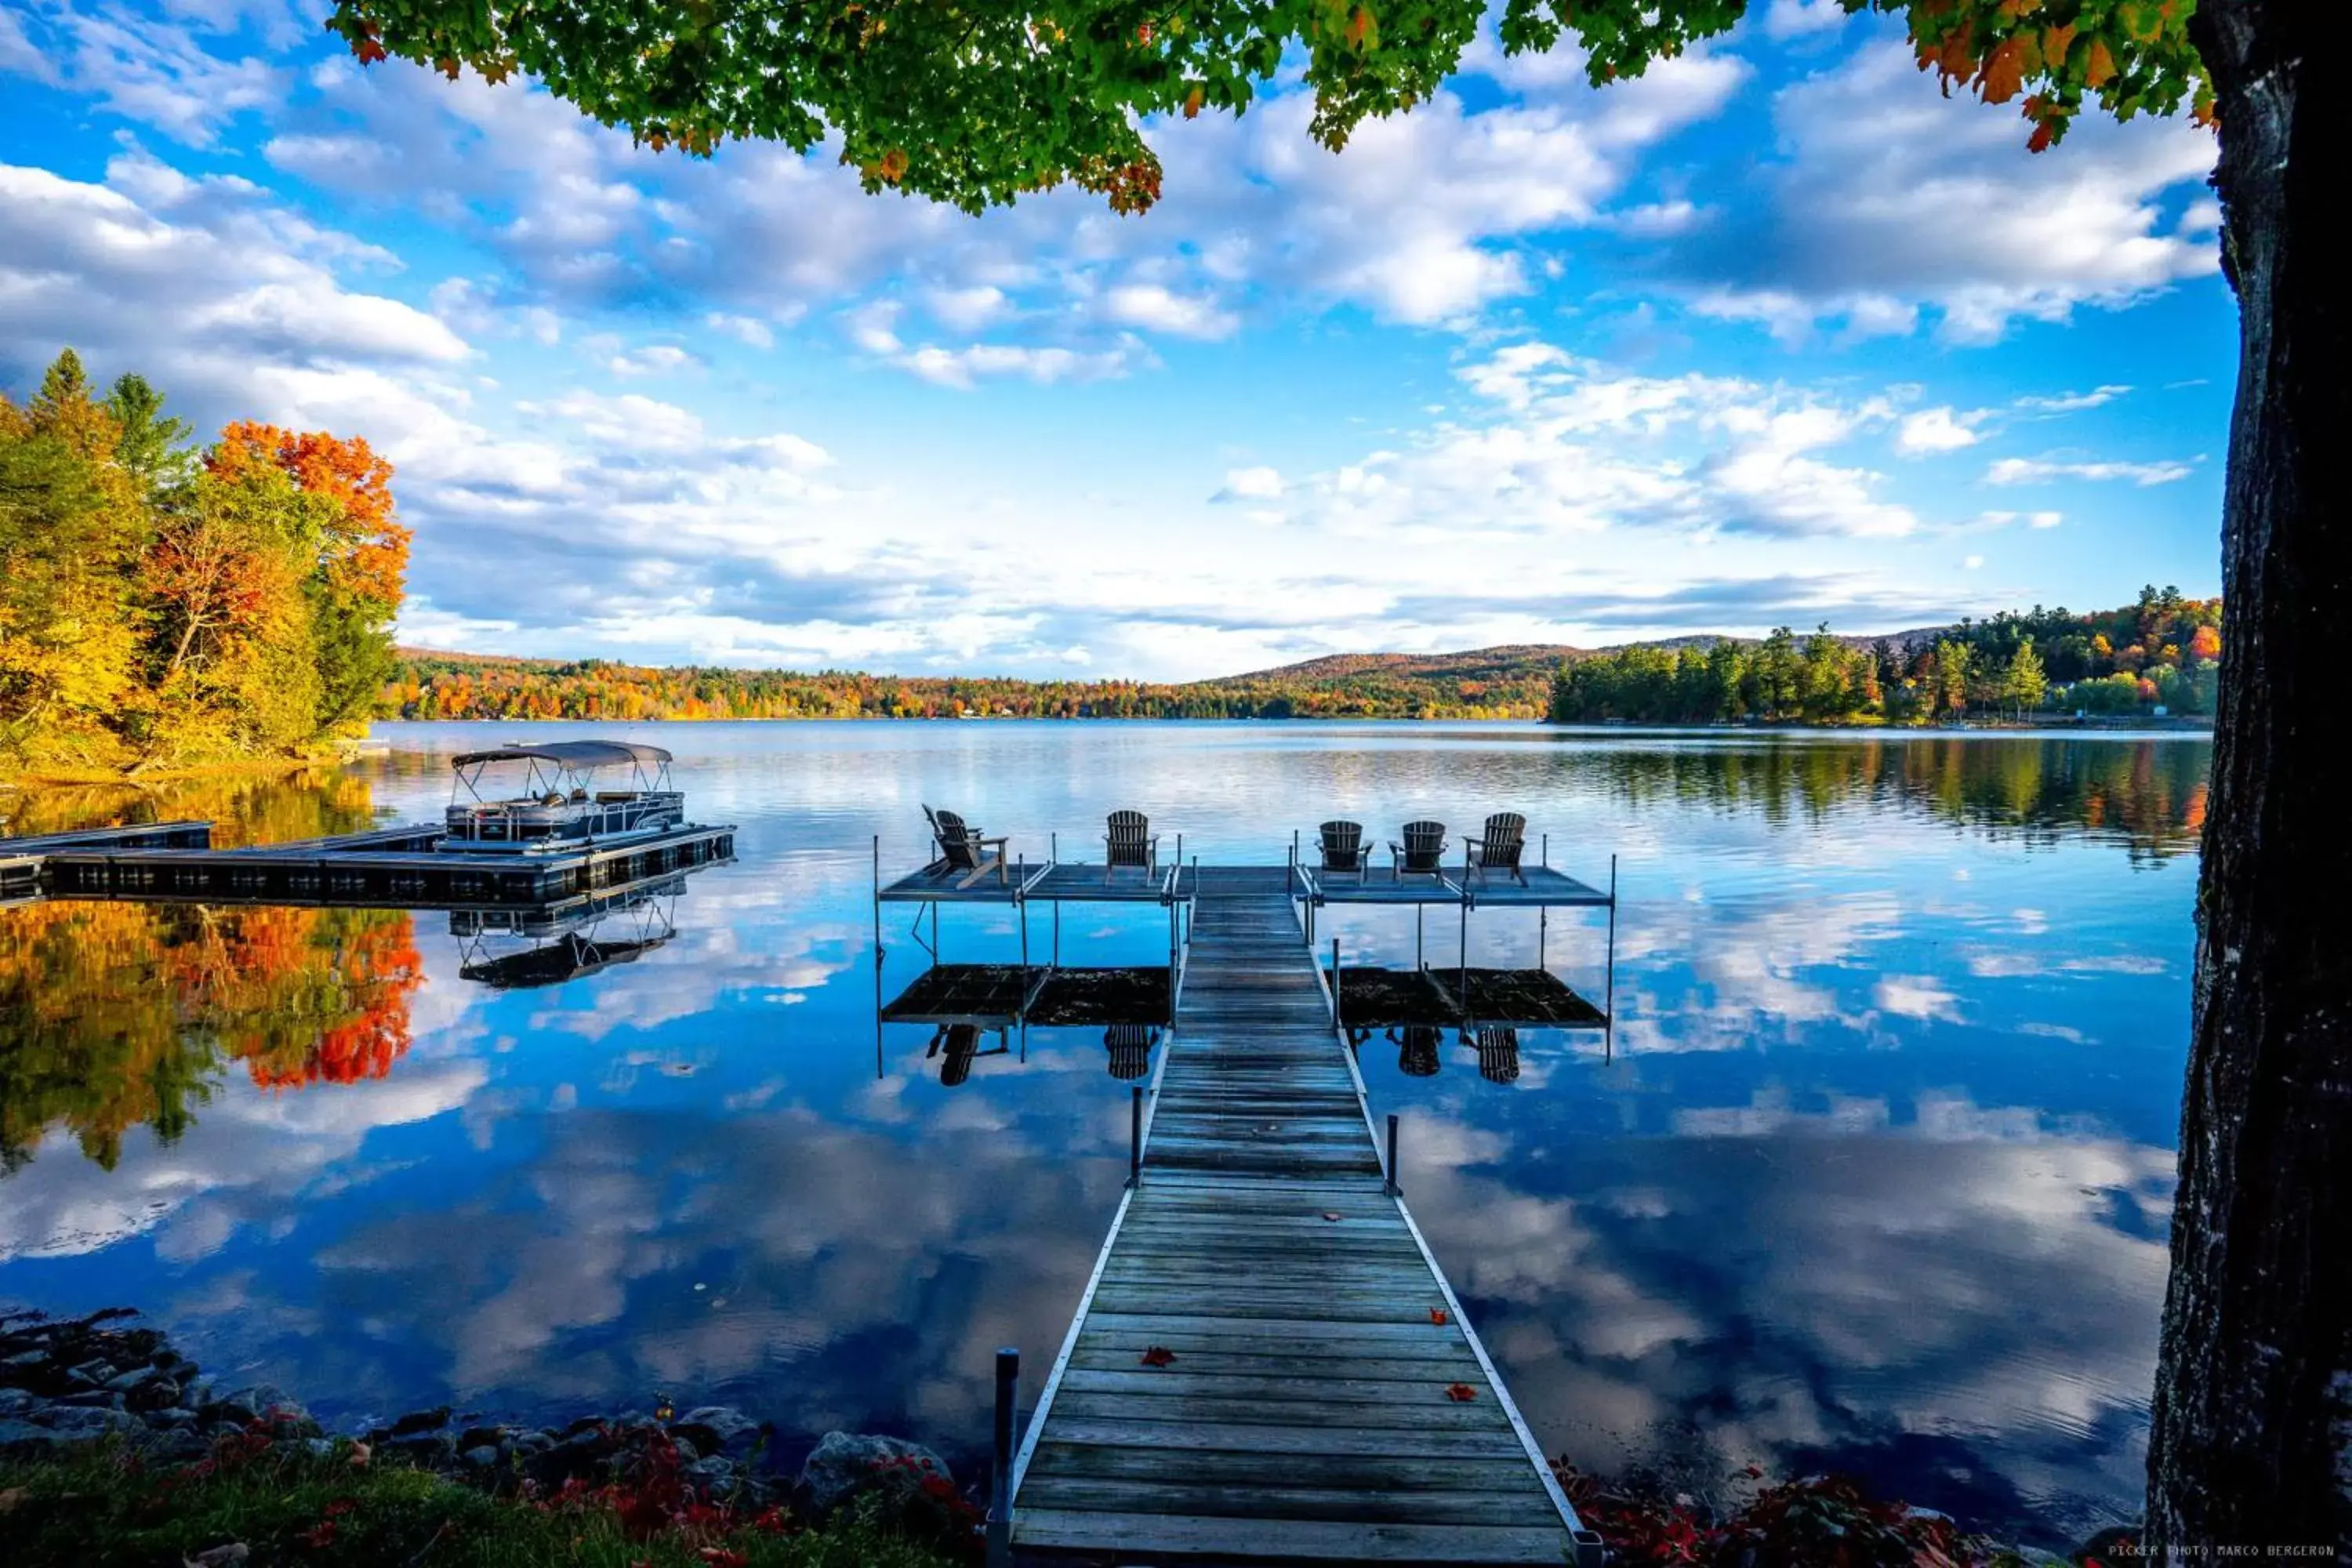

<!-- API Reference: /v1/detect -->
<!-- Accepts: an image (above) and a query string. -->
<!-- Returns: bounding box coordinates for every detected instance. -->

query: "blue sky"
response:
[0,0,2233,680]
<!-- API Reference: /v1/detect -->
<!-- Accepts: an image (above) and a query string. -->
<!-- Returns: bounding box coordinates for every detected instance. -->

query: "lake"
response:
[0,721,2208,1547]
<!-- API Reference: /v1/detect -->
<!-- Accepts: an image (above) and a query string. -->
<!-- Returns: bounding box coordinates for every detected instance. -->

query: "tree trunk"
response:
[2147,2,2350,1558]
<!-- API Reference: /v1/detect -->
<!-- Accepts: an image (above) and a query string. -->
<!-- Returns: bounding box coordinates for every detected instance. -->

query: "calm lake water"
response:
[0,722,2208,1545]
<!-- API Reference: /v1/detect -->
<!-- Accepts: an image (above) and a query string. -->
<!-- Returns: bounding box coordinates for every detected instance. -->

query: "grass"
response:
[0,1439,964,1568]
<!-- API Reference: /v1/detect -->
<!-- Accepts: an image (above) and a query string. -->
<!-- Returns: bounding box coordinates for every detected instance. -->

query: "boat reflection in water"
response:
[453,873,685,989]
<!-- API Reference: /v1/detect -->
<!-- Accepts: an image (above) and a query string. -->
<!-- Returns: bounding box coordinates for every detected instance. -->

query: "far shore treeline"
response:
[0,350,411,778]
[386,590,2220,727]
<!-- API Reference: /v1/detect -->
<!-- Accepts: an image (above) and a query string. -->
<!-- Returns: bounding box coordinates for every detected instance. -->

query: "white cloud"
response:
[1104,283,1237,339]
[2016,384,2132,413]
[1763,0,1853,40]
[607,343,699,377]
[1895,406,1984,456]
[1681,40,2218,342]
[0,2,281,147]
[702,312,776,348]
[1985,456,2197,487]
[1214,466,1285,501]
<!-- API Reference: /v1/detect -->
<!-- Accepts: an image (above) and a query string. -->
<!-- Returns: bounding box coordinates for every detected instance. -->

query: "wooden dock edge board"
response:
[1298,890,1591,1545]
[1007,880,1196,1505]
[1009,1067,1165,1502]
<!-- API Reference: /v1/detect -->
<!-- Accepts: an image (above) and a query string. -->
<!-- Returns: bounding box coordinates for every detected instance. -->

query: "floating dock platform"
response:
[2,821,214,895]
[34,822,735,906]
[1007,866,1601,1565]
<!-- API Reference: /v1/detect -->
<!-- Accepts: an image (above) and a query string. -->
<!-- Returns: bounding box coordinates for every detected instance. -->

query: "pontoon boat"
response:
[441,740,684,852]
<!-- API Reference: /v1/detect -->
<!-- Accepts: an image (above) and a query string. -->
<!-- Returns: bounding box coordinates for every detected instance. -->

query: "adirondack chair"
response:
[1465,811,1528,886]
[1474,1025,1522,1085]
[1393,1024,1443,1078]
[1104,1024,1156,1080]
[924,804,1010,887]
[1316,820,1371,881]
[1103,810,1160,885]
[1390,820,1449,878]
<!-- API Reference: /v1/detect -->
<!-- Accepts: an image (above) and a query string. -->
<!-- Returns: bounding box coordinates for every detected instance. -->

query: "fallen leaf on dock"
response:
[1444,1383,1478,1402]
[1320,1211,1342,1221]
[1139,1346,1178,1367]
[1429,1308,1450,1325]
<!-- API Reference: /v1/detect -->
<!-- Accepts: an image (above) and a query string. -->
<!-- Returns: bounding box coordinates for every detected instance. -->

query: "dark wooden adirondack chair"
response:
[1103,810,1160,885]
[1394,1024,1443,1077]
[1317,820,1371,881]
[1465,811,1528,886]
[1104,1024,1156,1080]
[929,1022,985,1087]
[924,805,1009,887]
[1390,819,1449,878]
[1474,1025,1522,1085]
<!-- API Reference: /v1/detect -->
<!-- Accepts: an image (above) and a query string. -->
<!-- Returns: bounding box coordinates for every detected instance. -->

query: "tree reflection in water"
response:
[0,901,422,1168]
[0,770,420,1170]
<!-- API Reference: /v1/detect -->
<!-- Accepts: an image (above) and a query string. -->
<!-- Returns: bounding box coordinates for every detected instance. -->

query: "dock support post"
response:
[1331,938,1342,1027]
[1129,1085,1144,1189]
[1384,1113,1400,1197]
[1417,906,1425,971]
[1539,904,1547,972]
[1053,900,1060,967]
[871,835,882,959]
[1018,869,1029,971]
[1606,853,1618,1036]
[1459,897,1469,1010]
[988,1347,1018,1568]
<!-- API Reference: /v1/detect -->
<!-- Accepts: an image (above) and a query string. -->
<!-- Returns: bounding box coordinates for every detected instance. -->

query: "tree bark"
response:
[2147,2,2350,1559]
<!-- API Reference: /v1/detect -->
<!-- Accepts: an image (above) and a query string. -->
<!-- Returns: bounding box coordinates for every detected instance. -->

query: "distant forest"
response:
[381,645,1559,721]
[1548,588,2220,725]
[383,591,2218,727]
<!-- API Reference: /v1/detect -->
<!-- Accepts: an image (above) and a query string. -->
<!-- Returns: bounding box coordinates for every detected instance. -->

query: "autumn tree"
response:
[2,353,412,773]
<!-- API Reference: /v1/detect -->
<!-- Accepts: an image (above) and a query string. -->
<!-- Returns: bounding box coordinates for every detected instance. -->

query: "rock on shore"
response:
[0,1307,967,1535]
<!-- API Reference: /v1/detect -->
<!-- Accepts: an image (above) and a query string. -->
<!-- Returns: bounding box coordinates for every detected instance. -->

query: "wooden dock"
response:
[1010,866,1599,1566]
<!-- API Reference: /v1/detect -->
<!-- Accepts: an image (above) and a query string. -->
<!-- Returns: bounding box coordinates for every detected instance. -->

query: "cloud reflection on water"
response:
[0,724,2205,1542]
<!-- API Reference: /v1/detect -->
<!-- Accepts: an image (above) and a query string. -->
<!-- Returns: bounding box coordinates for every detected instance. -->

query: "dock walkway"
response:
[1011,866,1596,1566]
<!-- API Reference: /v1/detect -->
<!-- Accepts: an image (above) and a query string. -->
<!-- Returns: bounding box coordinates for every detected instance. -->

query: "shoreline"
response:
[0,1307,2121,1567]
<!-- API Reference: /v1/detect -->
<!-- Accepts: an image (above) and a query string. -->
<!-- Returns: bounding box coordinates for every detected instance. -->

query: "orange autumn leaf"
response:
[1139,1346,1177,1367]
[1976,36,2027,103]
[1429,1308,1450,1326]
[1444,1383,1478,1402]
[1182,85,1203,119]
[2085,37,2118,88]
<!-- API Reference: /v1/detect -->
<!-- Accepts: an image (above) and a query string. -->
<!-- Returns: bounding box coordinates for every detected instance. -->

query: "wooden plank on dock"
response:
[1011,878,1593,1566]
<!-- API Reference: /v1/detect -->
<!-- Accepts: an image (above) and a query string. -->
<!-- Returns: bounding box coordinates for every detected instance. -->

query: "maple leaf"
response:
[1976,36,2026,103]
[1183,85,1204,120]
[1139,1345,1178,1367]
[1444,1382,1478,1402]
[2085,37,2118,89]
[1429,1307,1450,1325]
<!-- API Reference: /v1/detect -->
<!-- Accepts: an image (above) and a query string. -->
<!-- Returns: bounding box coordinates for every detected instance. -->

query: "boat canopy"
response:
[451,741,673,770]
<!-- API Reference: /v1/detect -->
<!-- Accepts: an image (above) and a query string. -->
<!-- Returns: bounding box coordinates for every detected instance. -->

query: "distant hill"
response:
[384,622,1970,724]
